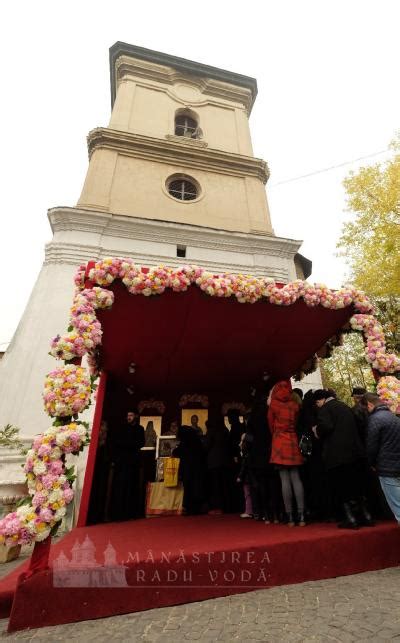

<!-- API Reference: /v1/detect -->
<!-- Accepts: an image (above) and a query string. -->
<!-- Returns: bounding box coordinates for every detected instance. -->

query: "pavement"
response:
[1,566,400,641]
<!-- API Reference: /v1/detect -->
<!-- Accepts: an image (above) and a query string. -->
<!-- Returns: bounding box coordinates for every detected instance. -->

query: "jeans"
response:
[379,476,400,523]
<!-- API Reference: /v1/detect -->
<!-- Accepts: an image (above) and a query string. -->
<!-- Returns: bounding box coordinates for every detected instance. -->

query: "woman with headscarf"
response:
[268,380,305,526]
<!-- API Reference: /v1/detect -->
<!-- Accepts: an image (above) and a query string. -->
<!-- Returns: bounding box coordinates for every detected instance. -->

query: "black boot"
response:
[352,498,375,527]
[338,502,359,529]
[296,511,306,527]
[283,512,295,527]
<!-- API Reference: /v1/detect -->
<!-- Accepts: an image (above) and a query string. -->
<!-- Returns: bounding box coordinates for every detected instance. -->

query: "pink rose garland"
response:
[50,287,114,361]
[76,259,397,378]
[43,365,92,417]
[0,422,89,547]
[377,377,400,414]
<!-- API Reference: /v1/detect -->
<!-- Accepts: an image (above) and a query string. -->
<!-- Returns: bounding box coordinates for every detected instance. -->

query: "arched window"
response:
[175,113,198,138]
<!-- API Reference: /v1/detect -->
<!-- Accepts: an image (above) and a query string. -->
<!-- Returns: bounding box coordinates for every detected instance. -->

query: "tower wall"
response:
[78,150,272,234]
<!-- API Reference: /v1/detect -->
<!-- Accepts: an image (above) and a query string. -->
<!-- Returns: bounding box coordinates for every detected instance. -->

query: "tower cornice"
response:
[115,56,254,114]
[87,128,270,183]
[109,42,257,113]
[48,207,301,259]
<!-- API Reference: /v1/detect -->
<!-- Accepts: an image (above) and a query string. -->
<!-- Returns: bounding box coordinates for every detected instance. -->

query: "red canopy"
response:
[97,281,352,395]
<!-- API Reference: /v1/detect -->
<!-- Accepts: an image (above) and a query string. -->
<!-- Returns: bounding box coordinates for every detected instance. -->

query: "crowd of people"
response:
[89,382,400,529]
[171,383,400,529]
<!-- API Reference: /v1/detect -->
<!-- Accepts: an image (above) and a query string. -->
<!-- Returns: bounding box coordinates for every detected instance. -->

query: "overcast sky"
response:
[0,0,398,347]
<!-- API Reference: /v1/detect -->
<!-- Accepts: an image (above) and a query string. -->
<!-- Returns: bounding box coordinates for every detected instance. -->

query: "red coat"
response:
[268,381,303,466]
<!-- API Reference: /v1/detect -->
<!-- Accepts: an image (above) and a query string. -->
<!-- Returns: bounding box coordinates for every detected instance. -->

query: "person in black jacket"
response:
[351,387,369,443]
[204,420,232,513]
[297,390,333,521]
[313,390,373,529]
[174,425,206,515]
[109,410,145,521]
[227,409,245,512]
[365,392,400,524]
[246,394,282,522]
[351,387,388,518]
[236,431,254,518]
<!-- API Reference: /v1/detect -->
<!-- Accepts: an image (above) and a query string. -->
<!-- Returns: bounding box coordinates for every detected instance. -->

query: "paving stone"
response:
[2,567,400,640]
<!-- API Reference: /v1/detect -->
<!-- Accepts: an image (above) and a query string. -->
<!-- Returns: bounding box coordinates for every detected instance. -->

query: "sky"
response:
[0,0,399,347]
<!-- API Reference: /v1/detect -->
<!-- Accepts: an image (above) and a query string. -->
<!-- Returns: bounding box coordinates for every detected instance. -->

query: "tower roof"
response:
[109,42,258,110]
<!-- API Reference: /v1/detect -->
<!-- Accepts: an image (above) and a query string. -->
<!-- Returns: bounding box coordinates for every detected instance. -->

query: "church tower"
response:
[53,42,307,281]
[0,44,310,508]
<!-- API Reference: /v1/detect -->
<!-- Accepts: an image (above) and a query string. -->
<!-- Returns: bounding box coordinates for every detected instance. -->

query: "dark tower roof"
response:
[109,42,258,110]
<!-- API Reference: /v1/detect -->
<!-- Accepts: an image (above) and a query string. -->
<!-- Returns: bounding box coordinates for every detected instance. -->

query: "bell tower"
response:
[77,43,273,236]
[0,43,311,481]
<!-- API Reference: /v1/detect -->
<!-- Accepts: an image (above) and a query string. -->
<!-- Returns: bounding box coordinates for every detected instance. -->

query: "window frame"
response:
[164,174,203,204]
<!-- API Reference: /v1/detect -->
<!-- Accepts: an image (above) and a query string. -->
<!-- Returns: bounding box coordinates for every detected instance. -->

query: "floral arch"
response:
[1,259,399,547]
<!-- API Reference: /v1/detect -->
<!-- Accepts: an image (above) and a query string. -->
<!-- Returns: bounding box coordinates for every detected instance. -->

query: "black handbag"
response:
[298,431,313,458]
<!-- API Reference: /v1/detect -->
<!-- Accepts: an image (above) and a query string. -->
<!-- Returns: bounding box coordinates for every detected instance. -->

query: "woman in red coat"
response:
[268,380,305,526]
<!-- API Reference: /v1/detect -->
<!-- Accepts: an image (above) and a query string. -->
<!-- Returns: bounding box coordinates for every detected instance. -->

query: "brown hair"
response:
[363,393,381,406]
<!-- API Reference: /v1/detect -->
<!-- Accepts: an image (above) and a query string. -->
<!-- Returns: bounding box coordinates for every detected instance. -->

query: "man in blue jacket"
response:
[365,392,400,524]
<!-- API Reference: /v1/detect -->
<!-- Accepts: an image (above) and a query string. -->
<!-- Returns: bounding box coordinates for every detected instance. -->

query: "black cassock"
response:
[174,426,206,515]
[109,422,145,521]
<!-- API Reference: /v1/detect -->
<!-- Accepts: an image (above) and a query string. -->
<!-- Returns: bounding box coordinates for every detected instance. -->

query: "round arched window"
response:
[175,114,198,138]
[167,178,198,201]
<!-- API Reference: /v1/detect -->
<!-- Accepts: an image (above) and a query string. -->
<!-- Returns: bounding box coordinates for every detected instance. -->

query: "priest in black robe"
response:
[109,410,145,521]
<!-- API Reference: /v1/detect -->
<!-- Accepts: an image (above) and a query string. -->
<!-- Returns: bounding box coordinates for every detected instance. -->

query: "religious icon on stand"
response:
[144,420,157,448]
[156,435,178,459]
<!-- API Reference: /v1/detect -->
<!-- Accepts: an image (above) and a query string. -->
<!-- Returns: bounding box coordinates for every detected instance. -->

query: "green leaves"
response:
[0,424,27,455]
[320,333,375,404]
[50,522,60,537]
[15,496,31,508]
[64,465,77,485]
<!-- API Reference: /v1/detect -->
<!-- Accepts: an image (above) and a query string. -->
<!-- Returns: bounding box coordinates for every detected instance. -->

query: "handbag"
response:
[298,431,313,458]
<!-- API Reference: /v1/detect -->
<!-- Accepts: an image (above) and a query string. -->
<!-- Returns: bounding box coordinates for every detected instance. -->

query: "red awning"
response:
[97,281,352,395]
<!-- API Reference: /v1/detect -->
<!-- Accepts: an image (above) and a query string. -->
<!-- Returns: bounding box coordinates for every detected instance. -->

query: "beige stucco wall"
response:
[109,73,254,156]
[78,152,273,234]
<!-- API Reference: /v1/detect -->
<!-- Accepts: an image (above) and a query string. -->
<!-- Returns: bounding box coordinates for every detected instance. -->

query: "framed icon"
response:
[156,435,178,459]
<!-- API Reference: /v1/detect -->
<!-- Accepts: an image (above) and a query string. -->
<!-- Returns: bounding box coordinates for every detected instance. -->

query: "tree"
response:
[320,333,375,405]
[338,133,400,352]
[324,134,400,403]
[339,133,399,296]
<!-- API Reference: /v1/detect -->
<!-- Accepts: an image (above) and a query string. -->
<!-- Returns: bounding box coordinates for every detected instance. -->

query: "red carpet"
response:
[1,516,399,632]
